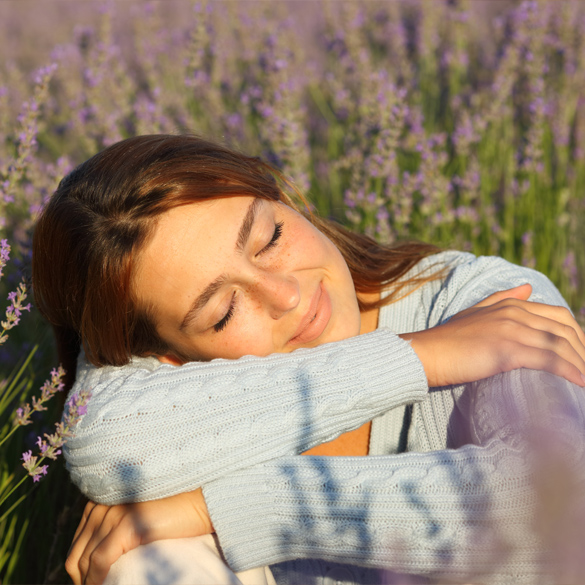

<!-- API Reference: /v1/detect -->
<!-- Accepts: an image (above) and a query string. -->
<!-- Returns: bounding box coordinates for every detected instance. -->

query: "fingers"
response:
[76,512,116,585]
[466,291,585,380]
[542,304,585,350]
[66,504,122,585]
[66,503,102,585]
[472,284,533,308]
[65,493,209,585]
[514,344,585,388]
[490,306,585,386]
[79,522,130,585]
[69,501,97,555]
[472,287,585,354]
[498,301,585,365]
[422,288,585,387]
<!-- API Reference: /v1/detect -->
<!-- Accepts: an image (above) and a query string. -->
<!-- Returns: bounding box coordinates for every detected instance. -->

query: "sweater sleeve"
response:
[64,329,428,504]
[203,256,585,583]
[205,370,585,583]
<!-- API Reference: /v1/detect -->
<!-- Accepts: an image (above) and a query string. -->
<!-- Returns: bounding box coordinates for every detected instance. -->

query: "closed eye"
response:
[257,221,283,256]
[213,292,236,332]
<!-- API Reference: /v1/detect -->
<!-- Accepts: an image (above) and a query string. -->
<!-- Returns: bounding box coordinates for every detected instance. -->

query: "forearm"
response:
[206,447,535,581]
[65,329,428,504]
[206,369,585,583]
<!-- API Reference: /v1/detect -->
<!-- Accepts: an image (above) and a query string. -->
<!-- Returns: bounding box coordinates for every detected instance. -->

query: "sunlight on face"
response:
[133,197,361,362]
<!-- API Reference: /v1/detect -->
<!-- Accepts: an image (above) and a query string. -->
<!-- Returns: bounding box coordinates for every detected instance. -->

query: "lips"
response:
[288,282,332,345]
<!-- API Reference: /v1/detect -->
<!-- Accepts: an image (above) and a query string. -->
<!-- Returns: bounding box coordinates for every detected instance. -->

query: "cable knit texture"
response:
[65,251,585,584]
[67,319,427,503]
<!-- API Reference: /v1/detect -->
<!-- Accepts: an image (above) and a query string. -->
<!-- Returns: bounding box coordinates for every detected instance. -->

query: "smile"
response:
[288,282,332,345]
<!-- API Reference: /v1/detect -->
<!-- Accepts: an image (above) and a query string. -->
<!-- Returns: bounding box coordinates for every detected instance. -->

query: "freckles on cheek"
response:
[286,223,322,260]
[197,335,244,360]
[206,318,272,359]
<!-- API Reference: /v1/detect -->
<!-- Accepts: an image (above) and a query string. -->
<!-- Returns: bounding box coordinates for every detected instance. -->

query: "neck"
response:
[358,291,381,335]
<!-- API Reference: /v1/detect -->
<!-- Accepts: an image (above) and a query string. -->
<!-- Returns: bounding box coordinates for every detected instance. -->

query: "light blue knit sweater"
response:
[65,251,585,584]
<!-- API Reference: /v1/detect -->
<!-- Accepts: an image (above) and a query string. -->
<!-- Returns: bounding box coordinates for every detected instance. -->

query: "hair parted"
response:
[32,134,444,378]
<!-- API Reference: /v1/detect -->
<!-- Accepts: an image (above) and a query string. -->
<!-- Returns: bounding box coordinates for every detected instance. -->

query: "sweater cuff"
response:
[204,467,285,571]
[322,327,429,422]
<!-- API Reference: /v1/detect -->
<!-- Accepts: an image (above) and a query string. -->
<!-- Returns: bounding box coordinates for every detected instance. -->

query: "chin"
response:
[324,316,361,346]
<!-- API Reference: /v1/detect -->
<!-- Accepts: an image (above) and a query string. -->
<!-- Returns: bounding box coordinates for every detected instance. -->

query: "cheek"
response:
[196,312,276,360]
[284,221,332,266]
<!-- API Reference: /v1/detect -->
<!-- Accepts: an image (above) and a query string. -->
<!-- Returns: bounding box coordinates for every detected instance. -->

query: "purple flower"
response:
[376,207,389,222]
[63,389,92,430]
[36,436,49,454]
[14,404,32,426]
[14,366,66,427]
[0,240,10,278]
[1,282,32,336]
[20,384,90,483]
[32,63,58,85]
[32,466,49,482]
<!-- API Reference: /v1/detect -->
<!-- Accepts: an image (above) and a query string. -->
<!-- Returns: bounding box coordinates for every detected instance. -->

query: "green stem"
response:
[0,491,28,524]
[0,426,18,450]
[0,345,37,413]
[0,475,26,509]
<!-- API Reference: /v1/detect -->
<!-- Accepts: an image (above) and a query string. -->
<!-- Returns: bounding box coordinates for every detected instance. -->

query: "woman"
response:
[32,135,585,584]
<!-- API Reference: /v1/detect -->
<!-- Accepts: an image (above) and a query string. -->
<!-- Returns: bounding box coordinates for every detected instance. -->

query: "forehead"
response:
[132,196,258,317]
[150,196,255,255]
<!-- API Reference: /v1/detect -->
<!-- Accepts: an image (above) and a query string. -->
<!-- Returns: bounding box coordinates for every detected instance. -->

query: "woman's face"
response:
[133,196,361,362]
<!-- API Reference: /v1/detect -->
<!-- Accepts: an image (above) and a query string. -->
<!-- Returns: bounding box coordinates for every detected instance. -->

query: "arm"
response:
[66,253,585,584]
[202,255,585,583]
[66,251,584,506]
[205,371,584,584]
[65,328,428,504]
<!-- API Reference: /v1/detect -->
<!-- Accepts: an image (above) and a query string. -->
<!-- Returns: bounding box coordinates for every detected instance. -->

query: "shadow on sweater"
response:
[271,370,585,584]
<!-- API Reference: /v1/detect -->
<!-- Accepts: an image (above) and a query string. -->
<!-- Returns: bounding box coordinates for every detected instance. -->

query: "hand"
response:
[65,488,212,585]
[400,284,585,388]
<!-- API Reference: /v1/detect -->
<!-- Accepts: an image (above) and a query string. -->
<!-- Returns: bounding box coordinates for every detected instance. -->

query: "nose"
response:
[254,272,300,319]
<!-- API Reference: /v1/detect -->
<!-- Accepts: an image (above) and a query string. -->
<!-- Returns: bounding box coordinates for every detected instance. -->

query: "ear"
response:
[156,354,187,366]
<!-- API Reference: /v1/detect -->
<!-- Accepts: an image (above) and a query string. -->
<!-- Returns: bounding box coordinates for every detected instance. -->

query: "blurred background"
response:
[0,1,584,582]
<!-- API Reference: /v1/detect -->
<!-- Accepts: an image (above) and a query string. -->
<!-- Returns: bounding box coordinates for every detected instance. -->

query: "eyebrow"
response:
[236,197,261,252]
[179,198,261,332]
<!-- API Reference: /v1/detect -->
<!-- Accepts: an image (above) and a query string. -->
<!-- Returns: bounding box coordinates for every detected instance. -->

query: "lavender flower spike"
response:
[13,404,32,426]
[0,281,32,345]
[21,450,48,482]
[21,388,91,482]
[13,366,66,427]
[0,240,10,279]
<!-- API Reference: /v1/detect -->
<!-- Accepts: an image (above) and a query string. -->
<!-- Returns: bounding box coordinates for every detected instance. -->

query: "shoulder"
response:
[405,249,566,308]
[378,250,473,331]
[401,249,533,282]
[380,250,568,330]
[436,252,569,316]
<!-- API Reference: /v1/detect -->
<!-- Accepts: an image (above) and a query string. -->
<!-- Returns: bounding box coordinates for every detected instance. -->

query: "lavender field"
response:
[1,0,585,582]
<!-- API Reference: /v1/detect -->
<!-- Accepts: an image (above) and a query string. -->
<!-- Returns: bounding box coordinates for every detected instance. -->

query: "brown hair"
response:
[32,134,444,379]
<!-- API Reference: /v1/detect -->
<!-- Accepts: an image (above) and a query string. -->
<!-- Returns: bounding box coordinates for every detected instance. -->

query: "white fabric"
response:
[105,535,276,585]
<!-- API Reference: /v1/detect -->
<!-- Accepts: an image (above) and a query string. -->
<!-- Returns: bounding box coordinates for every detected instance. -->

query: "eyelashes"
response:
[213,292,235,332]
[213,221,284,333]
[257,221,283,255]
